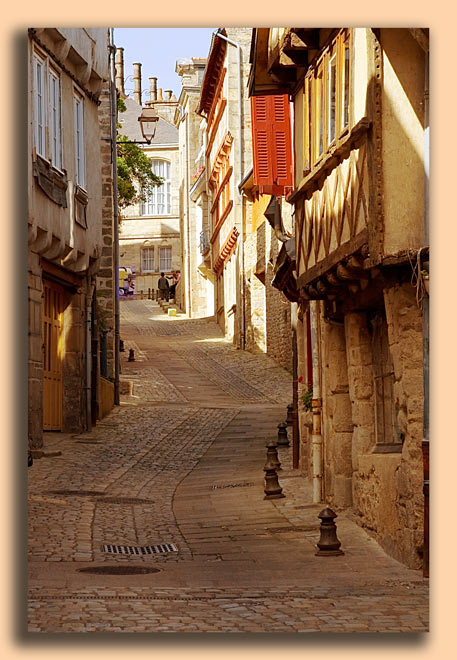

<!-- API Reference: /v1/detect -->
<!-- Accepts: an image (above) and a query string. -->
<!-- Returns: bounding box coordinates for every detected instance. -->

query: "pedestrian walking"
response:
[157,272,170,301]
[167,270,180,302]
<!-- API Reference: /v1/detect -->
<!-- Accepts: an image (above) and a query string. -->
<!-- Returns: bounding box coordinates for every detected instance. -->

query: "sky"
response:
[113,28,218,101]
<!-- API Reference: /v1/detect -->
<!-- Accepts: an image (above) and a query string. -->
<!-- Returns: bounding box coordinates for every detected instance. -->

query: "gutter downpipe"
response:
[213,31,245,349]
[310,300,323,503]
[422,49,430,578]
[110,28,120,405]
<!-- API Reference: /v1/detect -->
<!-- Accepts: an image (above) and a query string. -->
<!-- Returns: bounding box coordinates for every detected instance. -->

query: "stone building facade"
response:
[28,28,115,451]
[249,28,429,569]
[174,57,213,318]
[115,55,180,296]
[196,28,254,345]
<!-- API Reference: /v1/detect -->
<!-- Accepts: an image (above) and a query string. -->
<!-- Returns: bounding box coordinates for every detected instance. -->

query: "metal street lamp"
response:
[138,107,159,143]
[116,107,159,145]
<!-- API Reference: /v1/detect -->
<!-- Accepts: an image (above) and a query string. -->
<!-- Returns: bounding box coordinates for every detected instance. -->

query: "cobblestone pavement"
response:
[28,300,429,633]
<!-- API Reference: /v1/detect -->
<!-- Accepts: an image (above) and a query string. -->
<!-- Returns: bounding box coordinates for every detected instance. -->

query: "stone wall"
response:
[28,252,43,449]
[96,85,115,383]
[322,318,353,507]
[345,283,424,569]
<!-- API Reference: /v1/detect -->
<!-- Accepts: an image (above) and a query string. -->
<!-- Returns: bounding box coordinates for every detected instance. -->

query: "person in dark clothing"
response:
[158,272,169,301]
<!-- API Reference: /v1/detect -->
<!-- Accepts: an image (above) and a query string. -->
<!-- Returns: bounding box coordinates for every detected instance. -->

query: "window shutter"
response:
[251,95,293,195]
[251,96,273,187]
[271,95,293,190]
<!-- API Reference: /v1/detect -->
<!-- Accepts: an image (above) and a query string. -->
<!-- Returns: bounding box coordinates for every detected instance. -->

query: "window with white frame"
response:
[141,247,154,272]
[141,160,171,215]
[33,51,62,169]
[158,246,172,272]
[74,93,86,189]
[49,69,62,170]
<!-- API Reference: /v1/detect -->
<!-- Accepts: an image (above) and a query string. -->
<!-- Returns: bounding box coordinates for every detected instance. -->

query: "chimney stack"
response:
[157,87,163,102]
[164,90,173,101]
[115,47,125,97]
[149,77,157,102]
[133,62,142,105]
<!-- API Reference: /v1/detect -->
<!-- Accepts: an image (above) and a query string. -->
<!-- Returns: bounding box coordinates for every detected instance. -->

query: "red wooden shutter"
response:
[271,95,293,190]
[251,94,293,195]
[251,96,273,186]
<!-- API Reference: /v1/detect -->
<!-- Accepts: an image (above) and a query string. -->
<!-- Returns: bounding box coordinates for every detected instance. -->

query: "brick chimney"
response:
[115,47,125,97]
[133,62,142,105]
[149,77,157,102]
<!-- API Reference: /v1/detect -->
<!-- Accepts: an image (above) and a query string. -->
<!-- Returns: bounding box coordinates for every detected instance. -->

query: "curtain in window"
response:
[158,247,172,271]
[142,160,171,215]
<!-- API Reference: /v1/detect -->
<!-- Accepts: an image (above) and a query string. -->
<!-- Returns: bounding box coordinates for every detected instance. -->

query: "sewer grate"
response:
[47,490,105,497]
[96,497,154,505]
[77,566,160,575]
[102,543,178,555]
[267,526,318,534]
[212,482,254,490]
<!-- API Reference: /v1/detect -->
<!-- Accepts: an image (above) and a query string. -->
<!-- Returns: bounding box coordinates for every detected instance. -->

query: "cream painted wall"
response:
[381,28,425,255]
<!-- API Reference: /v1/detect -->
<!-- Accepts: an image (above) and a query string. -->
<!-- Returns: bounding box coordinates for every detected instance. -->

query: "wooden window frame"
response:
[304,29,352,171]
[33,49,63,172]
[73,91,86,190]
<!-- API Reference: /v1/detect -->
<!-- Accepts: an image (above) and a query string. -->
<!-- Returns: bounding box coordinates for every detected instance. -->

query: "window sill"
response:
[372,443,403,454]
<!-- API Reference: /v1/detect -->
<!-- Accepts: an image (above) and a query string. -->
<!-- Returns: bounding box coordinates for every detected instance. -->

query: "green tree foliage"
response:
[116,97,163,211]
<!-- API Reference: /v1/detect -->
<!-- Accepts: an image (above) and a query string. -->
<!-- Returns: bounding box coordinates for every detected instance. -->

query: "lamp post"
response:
[117,107,159,145]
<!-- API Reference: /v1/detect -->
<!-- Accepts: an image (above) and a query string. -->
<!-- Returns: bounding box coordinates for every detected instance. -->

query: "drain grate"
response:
[102,543,178,555]
[212,482,254,490]
[267,526,318,534]
[47,490,105,497]
[96,497,154,505]
[77,566,160,575]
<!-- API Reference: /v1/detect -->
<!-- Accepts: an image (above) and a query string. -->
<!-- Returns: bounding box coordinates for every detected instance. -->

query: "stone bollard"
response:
[315,507,344,556]
[119,339,125,352]
[265,440,281,471]
[263,446,285,500]
[128,348,135,362]
[286,403,294,426]
[277,422,289,447]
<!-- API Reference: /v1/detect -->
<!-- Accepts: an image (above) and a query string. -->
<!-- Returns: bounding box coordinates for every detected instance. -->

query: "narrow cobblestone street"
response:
[27,300,429,633]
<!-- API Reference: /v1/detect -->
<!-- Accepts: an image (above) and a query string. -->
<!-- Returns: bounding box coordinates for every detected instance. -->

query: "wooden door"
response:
[42,280,64,430]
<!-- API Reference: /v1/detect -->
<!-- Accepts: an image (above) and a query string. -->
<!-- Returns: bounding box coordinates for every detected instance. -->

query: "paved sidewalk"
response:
[28,300,429,633]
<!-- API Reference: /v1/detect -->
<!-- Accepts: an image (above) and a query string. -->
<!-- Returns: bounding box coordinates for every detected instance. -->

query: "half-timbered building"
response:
[249,27,429,571]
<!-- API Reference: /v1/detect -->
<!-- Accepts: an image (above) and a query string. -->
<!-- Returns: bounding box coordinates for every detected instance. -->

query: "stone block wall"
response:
[322,319,353,506]
[384,282,424,568]
[96,85,115,383]
[344,284,424,568]
[28,252,43,449]
[265,226,293,372]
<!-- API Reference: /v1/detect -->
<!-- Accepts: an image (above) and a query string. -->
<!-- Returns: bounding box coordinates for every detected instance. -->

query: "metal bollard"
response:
[263,447,285,500]
[286,403,294,426]
[265,440,281,471]
[128,348,135,362]
[315,507,344,556]
[148,288,151,300]
[277,422,289,447]
[119,339,125,352]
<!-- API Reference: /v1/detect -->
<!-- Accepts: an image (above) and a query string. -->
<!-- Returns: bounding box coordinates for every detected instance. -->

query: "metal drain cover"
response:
[212,482,254,490]
[267,526,317,533]
[77,566,160,575]
[47,490,105,497]
[96,497,154,505]
[102,543,178,555]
